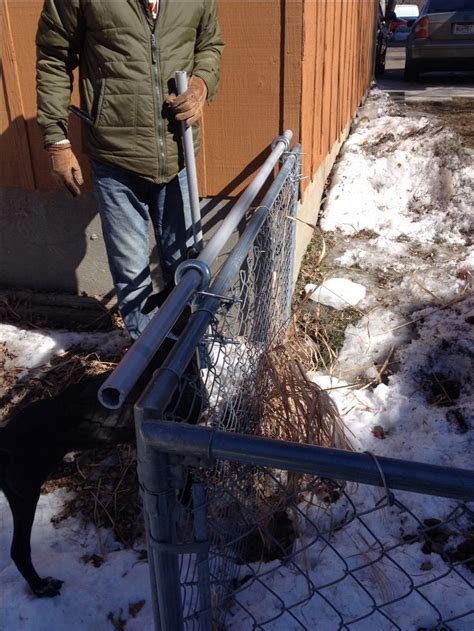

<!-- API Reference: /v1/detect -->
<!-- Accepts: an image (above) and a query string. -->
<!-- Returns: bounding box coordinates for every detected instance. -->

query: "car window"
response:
[425,0,474,12]
[395,5,420,18]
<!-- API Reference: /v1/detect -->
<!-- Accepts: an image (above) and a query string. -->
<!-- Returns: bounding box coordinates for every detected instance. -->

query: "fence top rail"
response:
[98,130,293,410]
[135,145,301,416]
[141,420,474,503]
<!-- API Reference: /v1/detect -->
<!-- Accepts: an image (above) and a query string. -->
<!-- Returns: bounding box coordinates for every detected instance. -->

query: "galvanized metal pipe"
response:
[197,130,293,268]
[176,70,203,250]
[135,407,183,630]
[192,483,213,630]
[99,133,293,410]
[98,269,203,409]
[141,421,474,503]
[136,148,300,414]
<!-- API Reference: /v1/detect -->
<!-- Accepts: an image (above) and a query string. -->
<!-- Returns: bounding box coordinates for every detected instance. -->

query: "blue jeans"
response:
[90,160,193,339]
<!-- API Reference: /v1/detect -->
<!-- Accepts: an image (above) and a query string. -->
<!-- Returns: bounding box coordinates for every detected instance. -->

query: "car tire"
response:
[404,61,419,81]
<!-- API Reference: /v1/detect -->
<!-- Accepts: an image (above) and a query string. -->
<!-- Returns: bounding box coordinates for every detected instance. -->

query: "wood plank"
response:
[300,0,317,190]
[282,0,303,141]
[339,0,349,136]
[196,1,282,196]
[311,0,327,171]
[347,0,357,121]
[0,0,35,189]
[320,0,335,158]
[329,0,342,148]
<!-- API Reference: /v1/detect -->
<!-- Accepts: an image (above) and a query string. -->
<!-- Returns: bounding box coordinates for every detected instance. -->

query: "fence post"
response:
[135,408,184,631]
[192,483,213,630]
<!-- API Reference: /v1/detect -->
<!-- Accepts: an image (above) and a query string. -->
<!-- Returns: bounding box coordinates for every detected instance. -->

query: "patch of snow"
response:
[304,278,366,310]
[0,490,152,631]
[0,324,128,380]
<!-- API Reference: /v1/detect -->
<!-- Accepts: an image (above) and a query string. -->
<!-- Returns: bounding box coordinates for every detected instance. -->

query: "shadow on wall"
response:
[0,116,270,302]
[0,116,114,299]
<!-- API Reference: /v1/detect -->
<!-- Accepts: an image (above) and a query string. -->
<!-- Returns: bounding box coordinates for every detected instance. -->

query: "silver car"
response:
[405,0,474,79]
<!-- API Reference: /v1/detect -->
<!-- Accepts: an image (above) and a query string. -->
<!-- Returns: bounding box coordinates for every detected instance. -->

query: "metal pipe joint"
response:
[174,259,211,292]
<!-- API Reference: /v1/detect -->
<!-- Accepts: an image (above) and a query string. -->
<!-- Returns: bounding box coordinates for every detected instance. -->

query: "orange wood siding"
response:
[1,0,376,197]
[301,0,376,194]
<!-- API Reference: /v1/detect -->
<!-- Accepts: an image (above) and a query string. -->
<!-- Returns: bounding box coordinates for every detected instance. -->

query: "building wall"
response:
[0,0,376,295]
[294,0,376,279]
[301,0,376,190]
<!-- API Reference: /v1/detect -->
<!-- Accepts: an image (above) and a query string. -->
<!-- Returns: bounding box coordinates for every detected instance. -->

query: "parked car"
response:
[376,6,390,75]
[387,4,420,35]
[393,23,414,42]
[405,0,474,80]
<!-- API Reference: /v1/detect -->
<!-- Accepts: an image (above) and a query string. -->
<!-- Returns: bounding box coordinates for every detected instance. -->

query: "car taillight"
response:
[413,17,429,39]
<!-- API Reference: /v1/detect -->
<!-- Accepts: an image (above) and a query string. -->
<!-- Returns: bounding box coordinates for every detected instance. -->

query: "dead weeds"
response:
[293,227,361,371]
[404,98,474,149]
[46,444,143,547]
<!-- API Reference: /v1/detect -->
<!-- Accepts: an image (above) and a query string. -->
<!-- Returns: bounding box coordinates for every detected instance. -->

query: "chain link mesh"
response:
[155,151,473,630]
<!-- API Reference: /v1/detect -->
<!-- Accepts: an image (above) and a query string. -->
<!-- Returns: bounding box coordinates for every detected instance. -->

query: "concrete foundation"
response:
[0,187,235,305]
[293,123,351,286]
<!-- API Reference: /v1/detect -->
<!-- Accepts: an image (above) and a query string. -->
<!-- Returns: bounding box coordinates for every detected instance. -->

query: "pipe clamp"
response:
[174,259,211,292]
[271,133,291,154]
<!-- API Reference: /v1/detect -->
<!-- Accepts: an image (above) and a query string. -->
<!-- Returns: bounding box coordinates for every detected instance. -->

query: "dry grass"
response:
[259,324,350,452]
[45,444,144,548]
[228,320,353,564]
[292,227,362,372]
[0,346,126,425]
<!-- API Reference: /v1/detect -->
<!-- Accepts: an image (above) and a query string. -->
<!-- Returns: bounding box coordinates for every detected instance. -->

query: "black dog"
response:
[0,288,203,597]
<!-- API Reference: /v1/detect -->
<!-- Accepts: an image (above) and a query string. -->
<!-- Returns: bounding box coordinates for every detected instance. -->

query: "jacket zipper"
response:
[150,32,166,183]
[137,1,166,182]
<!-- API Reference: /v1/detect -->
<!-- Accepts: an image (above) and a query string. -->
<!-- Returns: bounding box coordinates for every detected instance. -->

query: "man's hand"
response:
[47,143,84,197]
[166,76,208,126]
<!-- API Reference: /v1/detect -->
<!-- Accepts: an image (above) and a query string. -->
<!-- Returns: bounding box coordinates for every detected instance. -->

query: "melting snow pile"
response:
[228,91,474,629]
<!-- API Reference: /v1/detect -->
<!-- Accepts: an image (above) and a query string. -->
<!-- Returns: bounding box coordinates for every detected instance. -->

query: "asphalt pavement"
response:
[377,43,474,102]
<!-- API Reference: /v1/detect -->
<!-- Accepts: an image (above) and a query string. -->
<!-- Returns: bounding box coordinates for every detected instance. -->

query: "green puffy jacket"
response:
[36,0,223,183]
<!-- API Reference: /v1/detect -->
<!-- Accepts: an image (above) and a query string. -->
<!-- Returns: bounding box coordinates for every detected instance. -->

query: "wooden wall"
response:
[0,1,376,197]
[301,0,376,193]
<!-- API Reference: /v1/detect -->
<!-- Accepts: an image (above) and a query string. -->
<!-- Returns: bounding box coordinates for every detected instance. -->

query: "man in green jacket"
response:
[36,0,223,339]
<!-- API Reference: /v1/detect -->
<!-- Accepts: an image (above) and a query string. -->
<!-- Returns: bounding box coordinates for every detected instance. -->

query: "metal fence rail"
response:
[131,136,473,630]
[143,423,474,630]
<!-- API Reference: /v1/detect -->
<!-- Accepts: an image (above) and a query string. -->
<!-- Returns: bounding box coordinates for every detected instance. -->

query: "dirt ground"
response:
[404,98,474,149]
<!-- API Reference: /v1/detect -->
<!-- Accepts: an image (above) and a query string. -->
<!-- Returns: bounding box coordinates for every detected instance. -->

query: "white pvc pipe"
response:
[176,70,203,251]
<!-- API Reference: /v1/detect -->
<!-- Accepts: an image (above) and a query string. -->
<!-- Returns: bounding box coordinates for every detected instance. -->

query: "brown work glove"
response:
[166,76,208,126]
[47,142,84,197]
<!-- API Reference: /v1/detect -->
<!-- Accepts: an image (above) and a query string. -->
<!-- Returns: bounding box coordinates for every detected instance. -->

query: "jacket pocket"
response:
[94,79,139,130]
[93,79,106,129]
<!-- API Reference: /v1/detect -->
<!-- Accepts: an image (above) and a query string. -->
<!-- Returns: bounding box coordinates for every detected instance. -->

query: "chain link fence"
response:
[169,464,473,630]
[136,144,474,630]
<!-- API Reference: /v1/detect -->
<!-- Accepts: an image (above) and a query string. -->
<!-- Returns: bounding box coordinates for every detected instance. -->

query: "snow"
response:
[224,90,474,628]
[0,491,152,630]
[0,324,127,380]
[305,278,366,310]
[1,89,473,628]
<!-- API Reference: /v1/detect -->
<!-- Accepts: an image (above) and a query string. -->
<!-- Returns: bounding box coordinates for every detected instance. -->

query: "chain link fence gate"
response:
[131,140,474,630]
